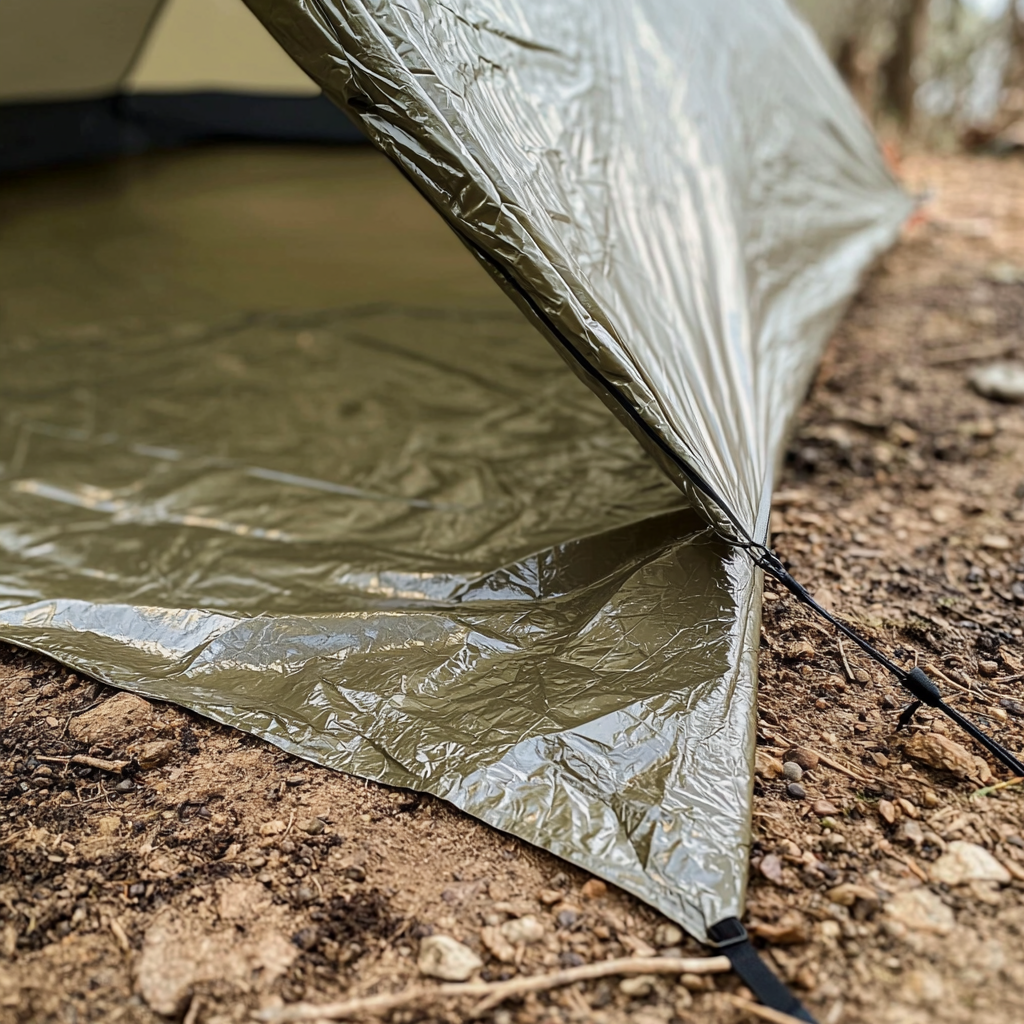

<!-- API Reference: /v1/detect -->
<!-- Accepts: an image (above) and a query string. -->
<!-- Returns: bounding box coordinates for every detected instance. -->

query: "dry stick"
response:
[37,753,129,774]
[813,749,870,784]
[836,635,856,682]
[253,955,732,1023]
[728,995,811,1024]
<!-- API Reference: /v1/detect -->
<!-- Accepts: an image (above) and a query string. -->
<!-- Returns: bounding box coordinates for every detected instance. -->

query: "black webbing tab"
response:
[708,918,817,1023]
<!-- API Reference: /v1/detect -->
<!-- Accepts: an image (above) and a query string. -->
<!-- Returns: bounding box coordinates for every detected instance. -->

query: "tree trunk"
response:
[882,0,929,127]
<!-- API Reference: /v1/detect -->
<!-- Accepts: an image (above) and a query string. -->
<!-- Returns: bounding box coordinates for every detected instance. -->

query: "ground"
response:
[1,150,1023,1024]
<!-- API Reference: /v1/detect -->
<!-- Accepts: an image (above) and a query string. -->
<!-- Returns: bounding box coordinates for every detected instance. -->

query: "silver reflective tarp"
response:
[0,0,908,941]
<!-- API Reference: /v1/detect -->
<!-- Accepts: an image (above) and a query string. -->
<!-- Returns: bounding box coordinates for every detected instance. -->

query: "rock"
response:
[755,751,785,778]
[758,854,785,885]
[783,747,820,771]
[785,640,815,660]
[782,761,804,782]
[884,889,955,936]
[555,907,579,929]
[878,799,896,825]
[136,912,295,1016]
[296,817,325,836]
[136,739,176,770]
[417,935,482,981]
[500,916,544,945]
[786,782,807,800]
[537,888,563,905]
[898,820,925,847]
[930,841,1011,886]
[653,923,683,948]
[812,799,838,817]
[968,361,1024,403]
[480,925,516,963]
[619,975,656,997]
[903,732,976,777]
[559,950,584,967]
[580,878,607,899]
[259,819,286,837]
[978,659,1000,677]
[69,692,154,748]
[751,912,808,945]
[826,884,880,917]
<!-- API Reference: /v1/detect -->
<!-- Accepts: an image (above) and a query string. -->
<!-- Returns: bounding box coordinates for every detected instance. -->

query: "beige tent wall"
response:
[126,0,318,94]
[0,0,160,102]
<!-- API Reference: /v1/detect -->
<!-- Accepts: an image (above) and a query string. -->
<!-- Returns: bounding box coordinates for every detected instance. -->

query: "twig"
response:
[729,995,812,1024]
[183,995,203,1024]
[36,754,129,774]
[804,748,870,784]
[836,636,855,683]
[252,955,731,1022]
[971,776,1024,800]
[107,915,131,954]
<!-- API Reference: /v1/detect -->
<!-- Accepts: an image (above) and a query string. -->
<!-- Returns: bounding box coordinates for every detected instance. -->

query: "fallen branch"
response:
[253,954,731,1022]
[729,995,812,1024]
[36,753,129,774]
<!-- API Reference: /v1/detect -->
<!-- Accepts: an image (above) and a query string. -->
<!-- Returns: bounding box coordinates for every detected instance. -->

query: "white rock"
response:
[930,841,1011,886]
[884,889,955,936]
[969,361,1024,403]
[499,915,545,945]
[619,975,656,997]
[417,935,482,981]
[654,922,684,948]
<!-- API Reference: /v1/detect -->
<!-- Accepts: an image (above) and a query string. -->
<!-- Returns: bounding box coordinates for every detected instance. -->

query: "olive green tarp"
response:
[0,0,908,940]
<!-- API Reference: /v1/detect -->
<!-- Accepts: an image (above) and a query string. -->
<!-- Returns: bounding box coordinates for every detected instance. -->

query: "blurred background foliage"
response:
[795,0,1024,148]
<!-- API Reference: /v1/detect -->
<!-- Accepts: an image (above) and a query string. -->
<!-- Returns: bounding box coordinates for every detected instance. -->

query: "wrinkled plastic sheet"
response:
[0,305,758,938]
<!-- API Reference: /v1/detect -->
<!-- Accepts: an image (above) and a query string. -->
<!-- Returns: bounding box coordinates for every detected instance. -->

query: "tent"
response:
[0,1,911,1016]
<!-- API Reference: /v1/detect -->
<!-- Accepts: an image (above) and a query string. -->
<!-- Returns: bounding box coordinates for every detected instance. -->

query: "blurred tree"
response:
[882,0,930,125]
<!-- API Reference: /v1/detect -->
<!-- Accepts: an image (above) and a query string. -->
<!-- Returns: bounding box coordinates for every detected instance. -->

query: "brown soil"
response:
[1,150,1023,1024]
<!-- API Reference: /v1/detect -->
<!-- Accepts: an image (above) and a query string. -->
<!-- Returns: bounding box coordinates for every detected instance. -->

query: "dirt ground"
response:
[1,149,1023,1024]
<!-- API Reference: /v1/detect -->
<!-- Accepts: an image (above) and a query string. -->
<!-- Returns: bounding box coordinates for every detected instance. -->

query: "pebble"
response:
[537,888,563,905]
[782,761,803,782]
[898,820,925,847]
[480,926,515,963]
[758,854,785,885]
[930,841,1011,886]
[417,935,482,981]
[811,799,838,817]
[884,889,954,936]
[785,782,807,800]
[903,732,977,777]
[500,915,544,945]
[580,879,607,899]
[968,361,1024,403]
[878,799,896,825]
[619,975,656,997]
[826,883,879,912]
[558,951,584,968]
[784,747,820,771]
[297,817,325,836]
[137,740,176,770]
[653,923,683,948]
[555,908,579,929]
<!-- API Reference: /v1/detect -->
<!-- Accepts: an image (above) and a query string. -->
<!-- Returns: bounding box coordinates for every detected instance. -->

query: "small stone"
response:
[653,923,683,948]
[343,865,366,882]
[537,888,563,905]
[968,361,1024,403]
[811,799,839,817]
[293,886,314,904]
[758,854,785,885]
[755,751,785,778]
[417,935,482,981]
[783,747,820,771]
[878,799,896,825]
[826,884,879,913]
[114,778,135,793]
[978,660,1000,677]
[786,782,807,800]
[782,761,803,782]
[680,973,711,991]
[982,534,1013,551]
[895,797,918,818]
[45,716,59,728]
[885,889,954,935]
[559,951,584,968]
[480,926,515,963]
[137,740,176,770]
[500,916,544,945]
[619,975,656,997]
[69,692,155,747]
[284,774,306,787]
[930,841,1011,886]
[296,817,325,836]
[903,732,977,777]
[898,820,925,847]
[555,908,579,929]
[580,879,607,900]
[751,912,808,945]
[259,819,286,837]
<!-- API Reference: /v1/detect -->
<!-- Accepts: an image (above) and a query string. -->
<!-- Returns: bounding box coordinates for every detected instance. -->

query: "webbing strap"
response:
[708,918,817,1022]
